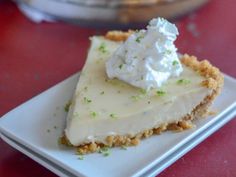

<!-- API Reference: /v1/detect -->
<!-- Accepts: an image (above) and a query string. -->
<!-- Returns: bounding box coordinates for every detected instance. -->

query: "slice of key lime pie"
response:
[62,18,223,154]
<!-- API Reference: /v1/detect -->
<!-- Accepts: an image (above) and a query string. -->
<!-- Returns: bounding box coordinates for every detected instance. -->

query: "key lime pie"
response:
[61,18,223,154]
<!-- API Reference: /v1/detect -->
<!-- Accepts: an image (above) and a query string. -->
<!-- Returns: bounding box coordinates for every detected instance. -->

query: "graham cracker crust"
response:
[60,31,224,154]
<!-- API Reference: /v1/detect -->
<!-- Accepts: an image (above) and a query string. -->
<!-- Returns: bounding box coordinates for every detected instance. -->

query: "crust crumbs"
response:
[180,54,224,91]
[60,32,224,154]
[105,30,134,41]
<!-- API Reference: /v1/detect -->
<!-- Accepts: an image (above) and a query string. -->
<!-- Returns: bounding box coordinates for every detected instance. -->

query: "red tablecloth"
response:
[0,1,236,177]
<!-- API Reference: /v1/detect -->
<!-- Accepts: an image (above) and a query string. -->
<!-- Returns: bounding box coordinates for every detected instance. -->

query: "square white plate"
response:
[0,73,236,177]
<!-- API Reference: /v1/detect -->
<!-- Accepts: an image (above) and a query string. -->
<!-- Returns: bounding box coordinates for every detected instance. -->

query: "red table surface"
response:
[0,0,236,177]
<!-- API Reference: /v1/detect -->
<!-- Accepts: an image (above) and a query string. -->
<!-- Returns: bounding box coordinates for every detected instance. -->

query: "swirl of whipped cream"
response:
[106,18,183,90]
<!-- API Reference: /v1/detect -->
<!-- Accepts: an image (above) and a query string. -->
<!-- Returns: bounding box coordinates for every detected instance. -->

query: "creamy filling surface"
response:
[65,37,211,146]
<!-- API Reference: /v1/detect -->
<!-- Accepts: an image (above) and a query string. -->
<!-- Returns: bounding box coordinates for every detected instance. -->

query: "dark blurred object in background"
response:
[14,0,209,28]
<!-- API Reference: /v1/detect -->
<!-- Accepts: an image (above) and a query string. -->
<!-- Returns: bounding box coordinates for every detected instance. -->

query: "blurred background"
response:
[14,0,209,28]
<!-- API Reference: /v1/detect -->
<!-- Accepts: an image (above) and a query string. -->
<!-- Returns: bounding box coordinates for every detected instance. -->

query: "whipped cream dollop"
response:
[106,18,183,90]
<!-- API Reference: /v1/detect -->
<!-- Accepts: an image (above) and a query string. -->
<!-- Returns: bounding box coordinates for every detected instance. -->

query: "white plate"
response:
[0,73,236,177]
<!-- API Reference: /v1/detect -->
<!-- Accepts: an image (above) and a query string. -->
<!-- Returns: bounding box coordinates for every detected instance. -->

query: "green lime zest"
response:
[177,79,191,85]
[131,88,147,101]
[98,147,111,157]
[139,88,147,94]
[121,145,127,150]
[83,97,92,104]
[98,42,107,53]
[172,60,179,66]
[119,64,123,69]
[90,111,97,118]
[64,100,72,112]
[165,49,172,55]
[110,113,117,119]
[78,155,84,160]
[156,90,166,96]
[135,34,144,43]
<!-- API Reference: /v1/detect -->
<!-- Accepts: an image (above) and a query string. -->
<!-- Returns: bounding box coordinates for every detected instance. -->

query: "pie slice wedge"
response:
[61,31,223,154]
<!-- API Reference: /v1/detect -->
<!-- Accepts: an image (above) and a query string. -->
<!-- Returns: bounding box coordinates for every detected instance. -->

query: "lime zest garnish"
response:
[139,88,147,94]
[83,97,92,104]
[131,95,141,101]
[177,79,191,85]
[121,145,127,150]
[90,111,97,118]
[110,113,117,119]
[156,90,166,96]
[98,147,111,157]
[165,49,172,55]
[131,88,147,101]
[172,60,179,66]
[98,42,107,53]
[64,100,72,112]
[136,35,144,43]
[78,155,84,160]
